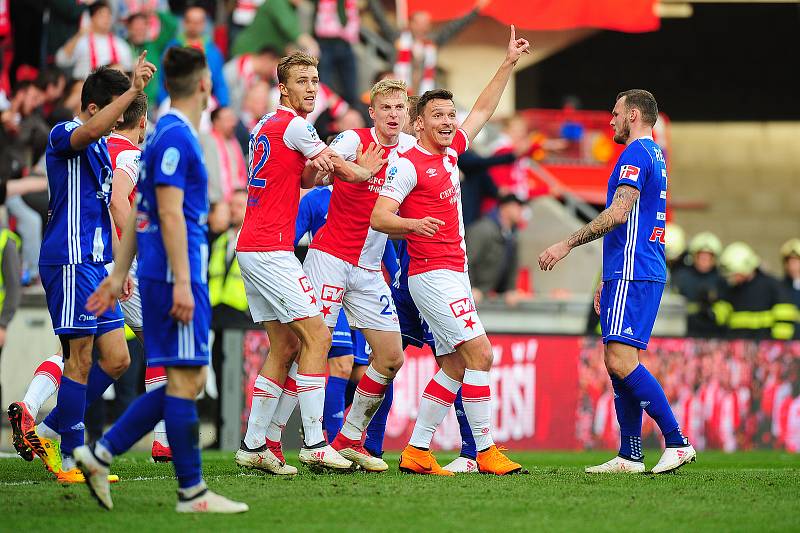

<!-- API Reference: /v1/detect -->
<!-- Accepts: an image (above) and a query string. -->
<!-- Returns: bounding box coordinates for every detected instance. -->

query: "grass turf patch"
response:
[1,450,798,532]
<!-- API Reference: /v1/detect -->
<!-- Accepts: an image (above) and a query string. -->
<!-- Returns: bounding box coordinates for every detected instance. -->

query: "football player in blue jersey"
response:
[76,47,248,513]
[538,89,695,474]
[21,57,155,483]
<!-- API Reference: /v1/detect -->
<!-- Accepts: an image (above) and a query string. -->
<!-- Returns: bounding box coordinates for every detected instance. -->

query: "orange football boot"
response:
[476,445,527,475]
[399,445,454,476]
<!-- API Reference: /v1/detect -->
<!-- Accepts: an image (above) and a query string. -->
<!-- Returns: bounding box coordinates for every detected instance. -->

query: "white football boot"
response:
[442,456,479,474]
[651,445,696,474]
[176,489,249,513]
[235,446,298,475]
[585,455,646,474]
[298,444,354,472]
[74,445,113,510]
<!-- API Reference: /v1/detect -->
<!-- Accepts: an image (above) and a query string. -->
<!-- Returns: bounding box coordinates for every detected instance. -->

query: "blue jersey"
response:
[602,137,667,283]
[40,118,115,266]
[395,240,411,290]
[136,110,209,284]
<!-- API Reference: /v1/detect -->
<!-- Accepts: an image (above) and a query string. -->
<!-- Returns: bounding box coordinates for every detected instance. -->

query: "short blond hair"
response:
[277,52,319,84]
[370,79,408,105]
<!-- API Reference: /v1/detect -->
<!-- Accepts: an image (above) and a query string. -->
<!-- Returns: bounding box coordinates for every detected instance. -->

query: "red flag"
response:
[408,0,659,33]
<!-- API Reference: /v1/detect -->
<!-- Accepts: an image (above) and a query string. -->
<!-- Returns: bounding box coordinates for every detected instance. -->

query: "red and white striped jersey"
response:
[311,128,416,270]
[237,105,326,252]
[380,129,469,276]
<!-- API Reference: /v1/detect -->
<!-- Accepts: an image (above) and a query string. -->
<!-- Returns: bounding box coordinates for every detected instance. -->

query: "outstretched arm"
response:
[538,185,640,271]
[460,25,530,143]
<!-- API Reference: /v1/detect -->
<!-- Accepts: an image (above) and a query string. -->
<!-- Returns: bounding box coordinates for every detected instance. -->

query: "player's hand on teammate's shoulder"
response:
[538,240,571,271]
[356,142,388,178]
[505,25,531,65]
[86,276,125,316]
[409,216,444,237]
[170,280,195,324]
[131,51,157,94]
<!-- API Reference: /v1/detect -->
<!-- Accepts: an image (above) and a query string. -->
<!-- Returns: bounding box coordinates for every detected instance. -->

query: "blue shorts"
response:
[351,329,371,366]
[391,285,435,352]
[329,310,354,357]
[140,279,210,367]
[40,263,124,337]
[600,279,664,350]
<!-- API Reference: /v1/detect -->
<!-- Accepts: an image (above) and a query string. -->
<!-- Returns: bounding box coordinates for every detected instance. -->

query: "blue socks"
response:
[454,390,477,460]
[622,364,687,448]
[54,377,87,457]
[324,376,349,442]
[164,395,203,489]
[364,382,393,457]
[101,387,166,456]
[44,363,115,435]
[611,376,644,461]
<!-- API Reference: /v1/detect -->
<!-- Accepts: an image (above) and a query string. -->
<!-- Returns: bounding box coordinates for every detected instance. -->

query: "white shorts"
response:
[106,259,143,332]
[303,249,400,332]
[238,250,320,324]
[408,269,485,356]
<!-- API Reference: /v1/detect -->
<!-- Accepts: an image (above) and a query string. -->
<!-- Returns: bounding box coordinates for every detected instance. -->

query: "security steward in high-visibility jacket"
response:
[209,188,250,328]
[671,232,725,337]
[780,238,800,339]
[713,241,797,340]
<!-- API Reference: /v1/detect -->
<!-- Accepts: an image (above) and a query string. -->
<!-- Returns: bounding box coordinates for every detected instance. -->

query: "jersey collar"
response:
[73,116,84,125]
[277,104,298,116]
[166,108,199,139]
[371,127,399,148]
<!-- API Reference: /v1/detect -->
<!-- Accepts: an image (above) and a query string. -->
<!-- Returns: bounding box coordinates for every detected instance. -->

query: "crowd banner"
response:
[239,331,800,452]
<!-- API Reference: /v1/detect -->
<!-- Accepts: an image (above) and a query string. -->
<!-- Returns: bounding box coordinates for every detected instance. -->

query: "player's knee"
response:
[103,351,131,379]
[603,351,627,379]
[383,349,404,375]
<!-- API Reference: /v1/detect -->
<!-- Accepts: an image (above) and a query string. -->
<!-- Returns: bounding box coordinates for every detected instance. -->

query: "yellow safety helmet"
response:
[664,223,686,262]
[688,231,723,257]
[780,238,800,259]
[719,241,760,277]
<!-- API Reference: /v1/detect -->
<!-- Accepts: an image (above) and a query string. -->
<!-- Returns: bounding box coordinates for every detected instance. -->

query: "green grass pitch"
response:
[1,450,798,532]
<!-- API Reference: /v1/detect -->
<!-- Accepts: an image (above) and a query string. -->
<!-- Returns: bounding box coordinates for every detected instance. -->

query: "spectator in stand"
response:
[229,0,267,47]
[780,238,800,339]
[116,0,170,38]
[0,225,21,401]
[163,4,229,107]
[671,232,725,338]
[223,46,281,115]
[55,1,134,81]
[201,106,247,206]
[459,149,510,228]
[714,242,797,340]
[42,0,86,61]
[232,0,319,59]
[126,9,178,107]
[37,68,67,121]
[466,193,528,307]
[312,0,360,105]
[665,222,688,276]
[234,79,271,153]
[369,0,490,94]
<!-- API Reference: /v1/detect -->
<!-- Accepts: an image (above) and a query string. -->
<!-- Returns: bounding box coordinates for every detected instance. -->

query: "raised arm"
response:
[460,25,530,143]
[538,184,640,271]
[69,52,156,151]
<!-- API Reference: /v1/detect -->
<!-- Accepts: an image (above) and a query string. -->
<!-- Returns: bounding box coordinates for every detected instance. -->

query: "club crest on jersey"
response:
[321,284,344,303]
[449,298,475,318]
[619,164,640,182]
[298,276,314,293]
[649,227,666,244]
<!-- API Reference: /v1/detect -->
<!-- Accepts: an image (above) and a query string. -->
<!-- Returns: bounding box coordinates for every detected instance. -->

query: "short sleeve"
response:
[451,128,470,156]
[284,116,326,159]
[328,130,360,162]
[615,146,650,191]
[114,149,141,185]
[151,141,188,190]
[48,121,79,155]
[379,158,417,204]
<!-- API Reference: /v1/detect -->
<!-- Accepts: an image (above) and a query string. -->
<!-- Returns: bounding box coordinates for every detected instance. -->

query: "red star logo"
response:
[321,305,332,317]
[309,294,317,305]
[463,317,475,330]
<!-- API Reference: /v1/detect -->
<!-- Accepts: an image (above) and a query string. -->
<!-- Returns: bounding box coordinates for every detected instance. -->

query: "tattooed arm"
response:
[538,185,640,271]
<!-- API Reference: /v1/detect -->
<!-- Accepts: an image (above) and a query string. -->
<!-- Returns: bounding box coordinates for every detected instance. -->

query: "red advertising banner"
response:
[382,335,581,451]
